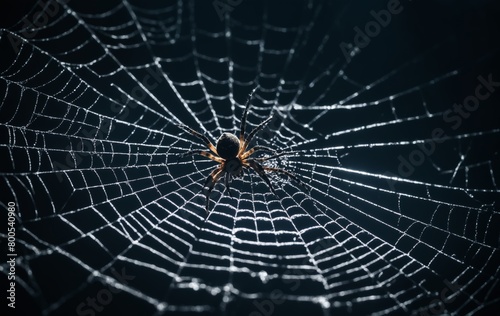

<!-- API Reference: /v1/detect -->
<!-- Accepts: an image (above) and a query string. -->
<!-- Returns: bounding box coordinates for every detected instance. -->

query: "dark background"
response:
[1,1,499,315]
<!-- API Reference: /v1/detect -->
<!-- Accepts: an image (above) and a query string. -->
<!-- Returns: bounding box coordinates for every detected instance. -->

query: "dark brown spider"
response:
[178,88,302,213]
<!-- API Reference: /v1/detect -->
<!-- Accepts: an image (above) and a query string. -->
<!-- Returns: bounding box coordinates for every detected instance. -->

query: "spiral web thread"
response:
[0,1,499,315]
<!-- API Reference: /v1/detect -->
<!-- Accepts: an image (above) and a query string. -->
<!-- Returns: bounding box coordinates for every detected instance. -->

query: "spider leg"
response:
[240,86,259,143]
[246,159,277,196]
[178,124,218,155]
[224,172,233,197]
[204,167,224,213]
[240,116,273,154]
[178,150,224,163]
[241,145,277,159]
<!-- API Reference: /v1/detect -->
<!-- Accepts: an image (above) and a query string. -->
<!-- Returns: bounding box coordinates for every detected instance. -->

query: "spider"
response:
[177,88,302,213]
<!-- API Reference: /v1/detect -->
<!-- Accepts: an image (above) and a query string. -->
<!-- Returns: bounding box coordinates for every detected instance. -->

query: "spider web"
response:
[1,0,500,315]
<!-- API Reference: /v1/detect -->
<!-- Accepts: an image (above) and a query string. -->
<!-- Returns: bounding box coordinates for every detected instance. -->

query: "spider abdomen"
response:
[216,133,240,159]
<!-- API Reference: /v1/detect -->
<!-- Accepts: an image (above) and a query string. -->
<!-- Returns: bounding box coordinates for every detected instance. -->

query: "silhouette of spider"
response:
[178,88,302,213]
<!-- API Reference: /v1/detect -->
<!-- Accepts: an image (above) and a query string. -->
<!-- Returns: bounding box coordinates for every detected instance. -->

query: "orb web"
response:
[1,1,499,315]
